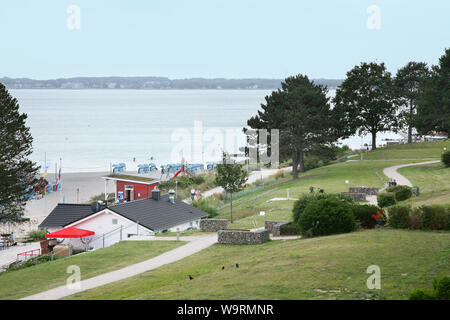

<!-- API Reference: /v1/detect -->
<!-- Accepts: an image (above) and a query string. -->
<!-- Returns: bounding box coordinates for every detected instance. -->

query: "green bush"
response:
[292,193,353,224]
[387,205,411,229]
[419,205,450,230]
[5,254,61,273]
[351,204,384,229]
[434,276,450,300]
[298,198,356,237]
[280,223,300,235]
[387,185,413,201]
[377,192,396,208]
[26,229,47,241]
[408,276,450,300]
[442,150,450,167]
[192,199,219,218]
[408,289,436,300]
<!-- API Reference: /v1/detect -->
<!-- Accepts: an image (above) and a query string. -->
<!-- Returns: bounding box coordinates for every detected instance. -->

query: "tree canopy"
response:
[333,62,397,149]
[416,48,450,136]
[247,74,336,179]
[0,83,40,222]
[394,62,431,143]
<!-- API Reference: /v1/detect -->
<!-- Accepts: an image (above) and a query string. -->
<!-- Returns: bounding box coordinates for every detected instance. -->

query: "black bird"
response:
[222,266,225,270]
[189,275,193,280]
[236,263,239,268]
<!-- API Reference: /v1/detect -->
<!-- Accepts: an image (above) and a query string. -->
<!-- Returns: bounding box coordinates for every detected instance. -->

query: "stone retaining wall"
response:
[264,220,291,237]
[348,187,379,195]
[342,192,366,202]
[218,229,270,245]
[200,219,229,232]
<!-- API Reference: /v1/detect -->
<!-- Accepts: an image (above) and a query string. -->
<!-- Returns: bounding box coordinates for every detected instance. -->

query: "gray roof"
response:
[39,204,94,228]
[108,194,209,231]
[39,195,209,232]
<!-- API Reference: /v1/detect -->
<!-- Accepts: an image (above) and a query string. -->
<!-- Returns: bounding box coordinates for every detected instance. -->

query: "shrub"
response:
[292,193,353,224]
[280,223,300,235]
[298,198,356,237]
[442,150,450,167]
[386,185,412,201]
[26,229,47,241]
[270,170,285,180]
[192,199,219,218]
[408,276,450,300]
[377,192,396,208]
[387,205,411,228]
[351,204,385,229]
[434,276,450,300]
[418,205,450,230]
[408,289,436,300]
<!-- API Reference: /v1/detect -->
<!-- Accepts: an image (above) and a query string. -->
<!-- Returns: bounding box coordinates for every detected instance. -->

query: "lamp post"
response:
[175,180,178,199]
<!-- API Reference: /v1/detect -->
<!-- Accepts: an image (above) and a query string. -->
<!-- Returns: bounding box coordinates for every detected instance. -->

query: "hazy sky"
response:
[1,0,449,79]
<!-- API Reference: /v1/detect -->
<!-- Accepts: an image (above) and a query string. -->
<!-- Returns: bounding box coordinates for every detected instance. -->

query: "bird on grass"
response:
[222,266,225,270]
[189,275,193,280]
[236,263,239,268]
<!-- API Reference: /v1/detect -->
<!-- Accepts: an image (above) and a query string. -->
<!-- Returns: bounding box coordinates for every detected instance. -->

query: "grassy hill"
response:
[0,241,184,300]
[361,140,449,160]
[66,229,450,300]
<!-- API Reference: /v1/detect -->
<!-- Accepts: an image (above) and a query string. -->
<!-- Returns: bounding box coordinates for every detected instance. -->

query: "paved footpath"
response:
[382,160,440,187]
[21,234,217,300]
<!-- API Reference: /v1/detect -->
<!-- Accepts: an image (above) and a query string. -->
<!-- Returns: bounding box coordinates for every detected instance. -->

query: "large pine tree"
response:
[415,48,450,136]
[0,83,40,222]
[247,74,336,179]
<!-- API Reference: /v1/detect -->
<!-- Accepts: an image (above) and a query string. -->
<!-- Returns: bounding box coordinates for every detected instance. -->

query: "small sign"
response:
[117,192,123,199]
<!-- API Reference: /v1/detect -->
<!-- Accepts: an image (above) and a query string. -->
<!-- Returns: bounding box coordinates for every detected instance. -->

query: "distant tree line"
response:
[0,77,343,90]
[246,48,450,179]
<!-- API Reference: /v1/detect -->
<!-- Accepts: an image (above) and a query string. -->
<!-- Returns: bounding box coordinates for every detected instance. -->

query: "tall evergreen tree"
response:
[394,62,431,143]
[214,153,248,223]
[247,74,336,179]
[416,48,450,136]
[0,83,40,222]
[333,62,397,149]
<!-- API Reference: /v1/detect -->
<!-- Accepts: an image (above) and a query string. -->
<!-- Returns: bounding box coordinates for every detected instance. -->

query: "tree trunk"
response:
[298,150,305,173]
[230,192,233,223]
[292,152,299,180]
[408,101,413,144]
[371,132,377,150]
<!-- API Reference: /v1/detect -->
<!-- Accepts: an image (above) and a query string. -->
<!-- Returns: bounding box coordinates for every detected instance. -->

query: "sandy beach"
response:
[1,170,160,237]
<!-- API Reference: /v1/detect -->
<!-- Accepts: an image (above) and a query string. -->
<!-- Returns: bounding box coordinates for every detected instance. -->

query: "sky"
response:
[1,0,449,79]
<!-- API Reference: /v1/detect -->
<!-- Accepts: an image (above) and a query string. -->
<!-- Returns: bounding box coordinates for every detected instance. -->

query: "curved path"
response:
[21,234,217,300]
[382,160,440,187]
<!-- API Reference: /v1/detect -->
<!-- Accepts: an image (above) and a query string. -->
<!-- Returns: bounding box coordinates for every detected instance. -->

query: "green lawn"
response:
[398,162,450,206]
[362,140,449,160]
[216,159,419,224]
[66,229,450,300]
[0,240,184,300]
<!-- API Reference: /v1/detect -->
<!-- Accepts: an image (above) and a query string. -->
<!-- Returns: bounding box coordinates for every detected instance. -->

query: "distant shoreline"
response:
[2,77,343,90]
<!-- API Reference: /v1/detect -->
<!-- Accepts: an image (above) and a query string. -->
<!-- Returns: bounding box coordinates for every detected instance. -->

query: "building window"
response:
[112,218,118,225]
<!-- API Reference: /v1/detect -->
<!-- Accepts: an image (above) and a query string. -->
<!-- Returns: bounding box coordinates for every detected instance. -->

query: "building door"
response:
[124,186,134,202]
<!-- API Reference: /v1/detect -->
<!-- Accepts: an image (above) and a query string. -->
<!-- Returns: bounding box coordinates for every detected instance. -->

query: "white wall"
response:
[64,209,153,250]
[167,219,201,233]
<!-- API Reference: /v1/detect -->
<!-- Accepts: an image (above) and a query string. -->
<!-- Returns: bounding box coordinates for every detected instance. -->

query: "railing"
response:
[17,248,41,262]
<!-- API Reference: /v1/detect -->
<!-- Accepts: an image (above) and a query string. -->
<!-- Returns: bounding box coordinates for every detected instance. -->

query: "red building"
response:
[103,176,159,202]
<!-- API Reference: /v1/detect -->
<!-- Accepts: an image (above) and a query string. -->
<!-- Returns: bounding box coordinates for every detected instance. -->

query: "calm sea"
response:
[11,89,401,173]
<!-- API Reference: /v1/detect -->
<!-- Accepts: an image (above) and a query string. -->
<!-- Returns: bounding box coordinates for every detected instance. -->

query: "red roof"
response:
[45,226,95,239]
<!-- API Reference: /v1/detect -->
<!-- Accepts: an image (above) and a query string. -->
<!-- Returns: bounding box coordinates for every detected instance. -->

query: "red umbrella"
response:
[45,226,95,239]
